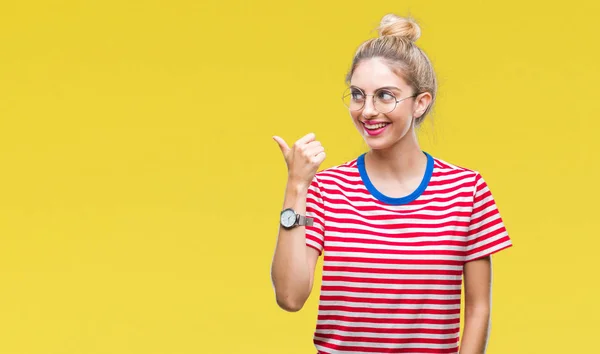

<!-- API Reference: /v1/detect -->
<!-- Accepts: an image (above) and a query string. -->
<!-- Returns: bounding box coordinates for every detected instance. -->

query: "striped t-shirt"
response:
[304,151,512,354]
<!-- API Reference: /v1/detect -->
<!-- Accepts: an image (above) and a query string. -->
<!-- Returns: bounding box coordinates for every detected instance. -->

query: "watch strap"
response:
[297,214,314,227]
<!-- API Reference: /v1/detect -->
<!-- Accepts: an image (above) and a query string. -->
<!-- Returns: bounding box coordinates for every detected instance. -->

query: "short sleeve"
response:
[465,173,513,262]
[305,175,325,255]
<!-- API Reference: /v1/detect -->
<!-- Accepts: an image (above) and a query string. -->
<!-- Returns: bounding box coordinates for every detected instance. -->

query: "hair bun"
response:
[378,14,421,42]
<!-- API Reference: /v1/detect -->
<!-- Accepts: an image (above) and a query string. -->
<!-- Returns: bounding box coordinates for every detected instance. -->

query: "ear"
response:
[413,92,432,119]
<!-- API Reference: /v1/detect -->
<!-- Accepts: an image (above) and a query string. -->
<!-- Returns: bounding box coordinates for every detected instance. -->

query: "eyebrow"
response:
[350,85,403,92]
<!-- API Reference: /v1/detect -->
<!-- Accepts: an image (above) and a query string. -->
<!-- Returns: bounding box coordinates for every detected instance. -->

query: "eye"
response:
[350,89,365,101]
[377,90,396,102]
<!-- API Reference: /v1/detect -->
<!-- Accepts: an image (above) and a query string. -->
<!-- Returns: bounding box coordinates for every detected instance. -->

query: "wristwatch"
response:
[280,208,314,229]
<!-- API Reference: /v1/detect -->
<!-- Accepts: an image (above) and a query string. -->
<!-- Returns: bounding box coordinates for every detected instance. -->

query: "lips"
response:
[362,121,390,136]
[363,121,390,130]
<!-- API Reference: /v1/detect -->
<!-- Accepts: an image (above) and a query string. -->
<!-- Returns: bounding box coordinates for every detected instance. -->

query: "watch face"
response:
[280,209,296,228]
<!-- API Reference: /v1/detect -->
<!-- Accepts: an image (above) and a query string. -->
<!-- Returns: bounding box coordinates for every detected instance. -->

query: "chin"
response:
[358,129,399,151]
[361,124,414,151]
[363,137,396,151]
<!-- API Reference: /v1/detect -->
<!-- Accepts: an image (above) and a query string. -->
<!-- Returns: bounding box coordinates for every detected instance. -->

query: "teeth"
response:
[365,123,388,129]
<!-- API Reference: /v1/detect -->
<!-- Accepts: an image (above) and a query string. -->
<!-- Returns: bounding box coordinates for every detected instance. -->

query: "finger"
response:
[295,132,316,147]
[312,151,326,164]
[305,140,322,149]
[272,136,290,155]
[305,145,325,157]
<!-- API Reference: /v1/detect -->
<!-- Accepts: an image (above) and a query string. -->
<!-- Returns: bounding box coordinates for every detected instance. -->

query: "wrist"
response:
[283,182,309,212]
[286,179,310,195]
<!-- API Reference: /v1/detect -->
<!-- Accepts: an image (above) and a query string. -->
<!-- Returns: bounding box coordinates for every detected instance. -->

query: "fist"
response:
[273,132,326,190]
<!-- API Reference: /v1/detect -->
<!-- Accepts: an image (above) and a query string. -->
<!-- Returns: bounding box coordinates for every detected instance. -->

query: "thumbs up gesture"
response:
[273,133,326,191]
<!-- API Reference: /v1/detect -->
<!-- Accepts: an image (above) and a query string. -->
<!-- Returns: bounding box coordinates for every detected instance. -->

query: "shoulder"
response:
[316,156,359,176]
[313,156,361,186]
[429,154,482,187]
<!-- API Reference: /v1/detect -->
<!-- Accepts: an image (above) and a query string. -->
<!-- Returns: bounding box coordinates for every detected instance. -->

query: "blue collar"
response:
[356,151,434,205]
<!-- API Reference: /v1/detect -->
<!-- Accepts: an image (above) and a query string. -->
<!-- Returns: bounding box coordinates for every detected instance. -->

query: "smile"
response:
[364,122,389,129]
[362,121,390,136]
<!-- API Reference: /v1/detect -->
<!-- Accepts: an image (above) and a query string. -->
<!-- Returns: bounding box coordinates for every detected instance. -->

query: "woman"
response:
[271,13,512,354]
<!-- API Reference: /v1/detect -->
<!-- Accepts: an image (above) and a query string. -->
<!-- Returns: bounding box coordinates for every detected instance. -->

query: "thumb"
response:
[272,136,290,156]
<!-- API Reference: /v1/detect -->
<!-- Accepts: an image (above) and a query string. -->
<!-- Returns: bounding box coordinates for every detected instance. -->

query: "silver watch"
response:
[280,208,314,229]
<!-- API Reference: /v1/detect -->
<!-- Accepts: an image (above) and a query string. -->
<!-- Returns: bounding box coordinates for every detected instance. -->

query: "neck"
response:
[365,129,427,182]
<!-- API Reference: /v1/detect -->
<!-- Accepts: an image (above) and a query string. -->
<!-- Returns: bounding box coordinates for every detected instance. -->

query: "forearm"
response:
[271,182,312,311]
[459,305,491,354]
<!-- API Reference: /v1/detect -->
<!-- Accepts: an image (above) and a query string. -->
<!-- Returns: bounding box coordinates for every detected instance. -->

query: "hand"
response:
[273,132,326,191]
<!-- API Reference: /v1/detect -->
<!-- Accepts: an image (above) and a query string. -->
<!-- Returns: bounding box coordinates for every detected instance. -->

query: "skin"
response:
[271,57,493,354]
[271,132,323,312]
[348,57,431,198]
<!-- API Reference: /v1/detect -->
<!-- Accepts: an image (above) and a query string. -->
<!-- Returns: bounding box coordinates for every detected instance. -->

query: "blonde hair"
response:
[346,14,437,126]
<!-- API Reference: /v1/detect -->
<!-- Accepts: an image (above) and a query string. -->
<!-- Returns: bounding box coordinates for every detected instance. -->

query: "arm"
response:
[459,256,492,354]
[270,133,326,312]
[270,183,320,312]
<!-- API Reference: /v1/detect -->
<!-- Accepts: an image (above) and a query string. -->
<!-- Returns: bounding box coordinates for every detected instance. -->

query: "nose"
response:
[361,96,378,119]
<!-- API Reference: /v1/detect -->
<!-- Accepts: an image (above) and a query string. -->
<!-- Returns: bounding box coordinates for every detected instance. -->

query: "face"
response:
[347,57,430,151]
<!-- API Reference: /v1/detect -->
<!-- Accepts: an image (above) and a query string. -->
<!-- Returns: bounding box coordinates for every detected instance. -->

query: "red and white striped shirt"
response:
[304,152,512,354]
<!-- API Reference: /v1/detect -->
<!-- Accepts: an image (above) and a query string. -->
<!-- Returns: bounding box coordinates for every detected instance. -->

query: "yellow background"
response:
[1,1,598,353]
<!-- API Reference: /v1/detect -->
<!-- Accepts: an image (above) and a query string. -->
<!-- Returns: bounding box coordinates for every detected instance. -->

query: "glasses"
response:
[342,87,418,114]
